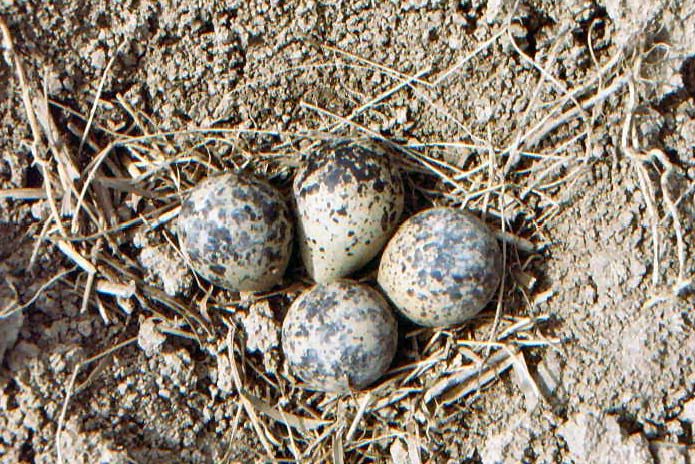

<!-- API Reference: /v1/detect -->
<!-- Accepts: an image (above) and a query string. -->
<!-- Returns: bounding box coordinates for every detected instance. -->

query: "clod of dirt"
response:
[680,397,695,423]
[240,300,281,373]
[155,349,196,395]
[137,317,168,357]
[138,244,192,297]
[214,345,234,394]
[58,417,130,464]
[653,447,688,464]
[604,0,663,47]
[241,300,279,355]
[389,438,418,464]
[557,409,653,464]
[605,0,695,100]
[481,418,535,464]
[0,311,22,364]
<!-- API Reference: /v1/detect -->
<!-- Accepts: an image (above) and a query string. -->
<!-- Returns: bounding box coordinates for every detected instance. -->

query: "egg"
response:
[177,172,293,292]
[293,141,404,283]
[378,207,502,327]
[281,280,398,392]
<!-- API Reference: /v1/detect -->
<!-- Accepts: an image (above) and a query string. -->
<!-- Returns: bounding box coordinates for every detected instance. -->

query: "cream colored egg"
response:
[293,141,404,282]
[177,172,293,292]
[378,207,502,327]
[281,280,398,392]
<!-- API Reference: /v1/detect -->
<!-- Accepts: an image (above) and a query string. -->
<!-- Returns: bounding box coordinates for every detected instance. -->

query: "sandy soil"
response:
[1,0,694,463]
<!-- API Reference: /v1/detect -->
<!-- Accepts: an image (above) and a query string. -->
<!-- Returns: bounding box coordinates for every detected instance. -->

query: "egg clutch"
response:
[177,140,502,393]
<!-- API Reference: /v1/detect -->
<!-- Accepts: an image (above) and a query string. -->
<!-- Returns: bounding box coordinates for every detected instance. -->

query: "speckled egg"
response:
[281,280,398,392]
[293,141,404,283]
[378,207,502,327]
[177,172,293,292]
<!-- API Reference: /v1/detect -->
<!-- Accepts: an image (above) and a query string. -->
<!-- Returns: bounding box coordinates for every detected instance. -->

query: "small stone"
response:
[137,317,167,357]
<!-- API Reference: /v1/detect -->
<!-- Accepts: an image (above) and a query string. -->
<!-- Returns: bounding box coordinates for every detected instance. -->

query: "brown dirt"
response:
[1,1,694,463]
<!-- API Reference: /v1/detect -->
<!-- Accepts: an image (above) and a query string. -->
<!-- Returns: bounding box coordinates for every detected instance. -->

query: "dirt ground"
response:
[1,0,695,463]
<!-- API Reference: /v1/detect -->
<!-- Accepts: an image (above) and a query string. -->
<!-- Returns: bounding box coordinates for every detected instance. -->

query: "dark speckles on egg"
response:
[281,280,398,393]
[209,264,226,276]
[373,179,387,193]
[177,172,293,292]
[378,207,502,327]
[293,140,404,283]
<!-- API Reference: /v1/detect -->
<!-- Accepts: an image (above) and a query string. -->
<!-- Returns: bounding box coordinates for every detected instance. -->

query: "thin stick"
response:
[300,102,467,194]
[226,326,278,463]
[505,2,586,119]
[651,149,687,289]
[56,368,79,464]
[71,142,116,233]
[522,75,629,150]
[345,392,373,443]
[423,347,516,404]
[0,19,44,157]
[433,30,505,85]
[80,238,102,314]
[0,267,76,319]
[0,18,68,238]
[55,240,97,274]
[503,23,571,172]
[77,42,124,158]
[0,188,47,200]
[29,217,54,271]
[310,67,432,144]
[485,146,507,358]
[621,62,661,287]
[310,39,432,88]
